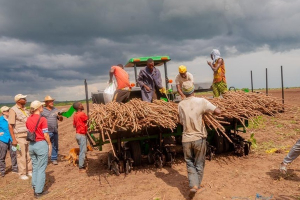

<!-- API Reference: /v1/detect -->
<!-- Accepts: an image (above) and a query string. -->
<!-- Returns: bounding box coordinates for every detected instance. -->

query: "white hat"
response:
[0,106,10,113]
[14,94,27,102]
[30,100,45,110]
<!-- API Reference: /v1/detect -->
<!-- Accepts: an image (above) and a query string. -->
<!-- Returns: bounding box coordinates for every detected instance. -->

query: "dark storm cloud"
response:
[0,0,300,101]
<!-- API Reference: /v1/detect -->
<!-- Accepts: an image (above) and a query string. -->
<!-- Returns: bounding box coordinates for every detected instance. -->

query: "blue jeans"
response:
[29,140,48,194]
[48,132,58,161]
[182,139,207,188]
[76,134,87,168]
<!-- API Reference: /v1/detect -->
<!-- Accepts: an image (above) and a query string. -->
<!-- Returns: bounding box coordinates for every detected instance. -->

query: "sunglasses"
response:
[20,98,27,101]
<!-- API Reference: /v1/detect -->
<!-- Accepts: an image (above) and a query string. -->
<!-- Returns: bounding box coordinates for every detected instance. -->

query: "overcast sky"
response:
[0,0,299,102]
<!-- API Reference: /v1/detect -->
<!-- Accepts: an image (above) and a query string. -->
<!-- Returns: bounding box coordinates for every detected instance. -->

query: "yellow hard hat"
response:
[179,65,187,73]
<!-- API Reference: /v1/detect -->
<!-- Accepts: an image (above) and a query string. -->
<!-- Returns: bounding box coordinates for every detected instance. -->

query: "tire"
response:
[129,141,142,166]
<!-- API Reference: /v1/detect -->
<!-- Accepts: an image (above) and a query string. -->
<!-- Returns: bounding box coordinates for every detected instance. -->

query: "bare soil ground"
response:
[1,88,300,200]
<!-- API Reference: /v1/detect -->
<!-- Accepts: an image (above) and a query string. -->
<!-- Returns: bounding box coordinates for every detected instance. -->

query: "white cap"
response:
[0,106,10,113]
[14,94,27,102]
[30,100,45,110]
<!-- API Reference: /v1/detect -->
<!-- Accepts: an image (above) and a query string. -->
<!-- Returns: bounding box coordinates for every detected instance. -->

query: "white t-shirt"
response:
[175,72,194,86]
[178,96,216,143]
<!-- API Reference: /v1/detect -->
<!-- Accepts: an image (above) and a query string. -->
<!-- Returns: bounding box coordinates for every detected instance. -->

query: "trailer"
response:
[86,56,250,175]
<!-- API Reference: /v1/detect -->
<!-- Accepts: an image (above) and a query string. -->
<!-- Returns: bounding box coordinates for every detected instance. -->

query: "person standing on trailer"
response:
[175,65,194,99]
[206,49,227,97]
[137,58,166,102]
[109,64,131,103]
[178,81,221,197]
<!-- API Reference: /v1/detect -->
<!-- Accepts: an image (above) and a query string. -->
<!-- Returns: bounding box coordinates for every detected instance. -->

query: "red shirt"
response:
[26,114,48,142]
[73,111,88,134]
[111,66,130,90]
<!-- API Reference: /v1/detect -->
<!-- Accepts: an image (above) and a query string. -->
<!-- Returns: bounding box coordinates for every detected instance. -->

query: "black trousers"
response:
[0,141,18,175]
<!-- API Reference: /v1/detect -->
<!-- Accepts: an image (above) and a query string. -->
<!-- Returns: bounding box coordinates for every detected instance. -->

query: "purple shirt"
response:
[137,66,163,102]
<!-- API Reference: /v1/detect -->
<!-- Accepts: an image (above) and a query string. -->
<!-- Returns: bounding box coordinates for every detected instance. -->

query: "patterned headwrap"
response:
[182,81,195,95]
[211,49,222,64]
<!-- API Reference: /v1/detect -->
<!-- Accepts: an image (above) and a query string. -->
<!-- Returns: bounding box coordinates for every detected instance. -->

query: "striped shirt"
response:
[41,107,59,133]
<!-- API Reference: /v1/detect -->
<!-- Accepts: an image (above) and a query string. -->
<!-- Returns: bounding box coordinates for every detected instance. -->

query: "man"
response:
[175,65,194,99]
[8,94,31,180]
[41,95,63,165]
[0,106,18,177]
[280,140,300,174]
[178,81,221,196]
[137,58,166,102]
[207,49,227,97]
[109,64,131,103]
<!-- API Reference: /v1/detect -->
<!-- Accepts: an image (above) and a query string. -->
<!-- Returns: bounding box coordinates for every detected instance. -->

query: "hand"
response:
[12,140,18,147]
[207,61,212,66]
[144,85,150,92]
[159,88,167,94]
[180,94,186,99]
[109,79,112,84]
[48,145,52,157]
[0,132,4,136]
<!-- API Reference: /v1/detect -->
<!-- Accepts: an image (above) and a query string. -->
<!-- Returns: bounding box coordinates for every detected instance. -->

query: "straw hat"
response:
[44,95,55,102]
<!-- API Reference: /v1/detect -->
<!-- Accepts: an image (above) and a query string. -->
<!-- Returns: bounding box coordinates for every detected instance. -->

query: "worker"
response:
[178,81,221,197]
[206,49,227,97]
[137,58,166,102]
[109,64,131,103]
[175,65,194,99]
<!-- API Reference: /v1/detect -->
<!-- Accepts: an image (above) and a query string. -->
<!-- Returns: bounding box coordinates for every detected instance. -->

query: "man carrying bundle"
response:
[178,81,221,196]
[137,58,166,102]
[206,49,227,97]
[109,64,131,103]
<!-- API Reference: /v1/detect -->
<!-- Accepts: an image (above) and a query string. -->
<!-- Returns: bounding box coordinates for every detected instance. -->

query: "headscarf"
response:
[211,49,222,64]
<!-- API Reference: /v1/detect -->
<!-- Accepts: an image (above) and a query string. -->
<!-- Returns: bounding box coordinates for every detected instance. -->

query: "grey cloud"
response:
[1,0,300,101]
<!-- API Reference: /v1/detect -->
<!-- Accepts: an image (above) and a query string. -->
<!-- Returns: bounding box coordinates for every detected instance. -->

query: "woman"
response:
[26,100,52,198]
[0,106,18,177]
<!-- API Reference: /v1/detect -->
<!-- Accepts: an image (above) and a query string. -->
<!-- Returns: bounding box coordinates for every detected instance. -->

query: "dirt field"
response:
[1,88,300,200]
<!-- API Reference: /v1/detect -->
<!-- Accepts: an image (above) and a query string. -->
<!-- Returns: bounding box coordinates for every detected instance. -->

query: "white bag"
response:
[103,82,116,104]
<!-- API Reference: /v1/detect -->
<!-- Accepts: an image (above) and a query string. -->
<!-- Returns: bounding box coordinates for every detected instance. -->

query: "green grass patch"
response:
[248,116,265,129]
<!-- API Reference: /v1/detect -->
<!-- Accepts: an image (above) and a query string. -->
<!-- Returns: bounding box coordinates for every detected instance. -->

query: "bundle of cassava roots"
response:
[88,91,285,141]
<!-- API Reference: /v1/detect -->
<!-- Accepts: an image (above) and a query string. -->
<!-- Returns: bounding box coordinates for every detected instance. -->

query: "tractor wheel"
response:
[129,141,142,166]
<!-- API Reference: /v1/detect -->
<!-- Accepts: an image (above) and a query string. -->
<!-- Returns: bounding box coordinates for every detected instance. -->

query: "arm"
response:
[8,109,17,146]
[176,84,186,99]
[213,107,221,115]
[109,67,115,84]
[208,59,223,72]
[137,70,150,91]
[44,133,52,157]
[155,69,163,89]
[9,124,17,146]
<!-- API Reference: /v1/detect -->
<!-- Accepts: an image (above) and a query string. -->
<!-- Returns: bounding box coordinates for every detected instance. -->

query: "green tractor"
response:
[86,56,249,175]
